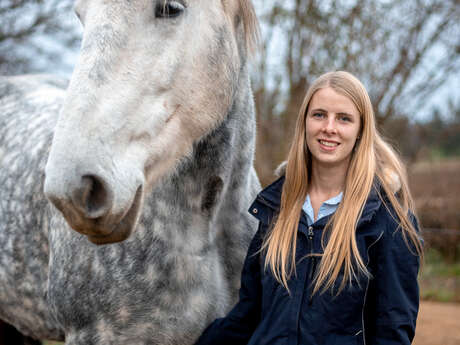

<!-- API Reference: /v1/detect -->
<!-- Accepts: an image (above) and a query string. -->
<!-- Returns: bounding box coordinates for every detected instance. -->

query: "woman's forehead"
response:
[309,87,359,116]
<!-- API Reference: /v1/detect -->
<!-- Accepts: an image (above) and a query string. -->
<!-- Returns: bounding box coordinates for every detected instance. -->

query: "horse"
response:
[0,1,260,344]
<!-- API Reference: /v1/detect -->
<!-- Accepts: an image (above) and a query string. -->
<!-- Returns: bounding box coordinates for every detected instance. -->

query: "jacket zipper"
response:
[361,231,384,345]
[292,225,315,344]
[308,226,317,306]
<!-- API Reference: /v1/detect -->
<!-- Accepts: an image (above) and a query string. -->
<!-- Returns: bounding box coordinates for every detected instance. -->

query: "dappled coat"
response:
[195,176,420,345]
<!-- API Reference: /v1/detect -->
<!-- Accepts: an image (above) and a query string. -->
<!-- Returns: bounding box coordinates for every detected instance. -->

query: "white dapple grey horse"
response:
[0,1,260,344]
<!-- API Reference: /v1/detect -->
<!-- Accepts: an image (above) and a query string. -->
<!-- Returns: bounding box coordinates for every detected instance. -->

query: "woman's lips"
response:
[318,139,340,151]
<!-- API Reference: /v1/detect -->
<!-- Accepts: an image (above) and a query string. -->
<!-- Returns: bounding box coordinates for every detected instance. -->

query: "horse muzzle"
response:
[44,172,144,245]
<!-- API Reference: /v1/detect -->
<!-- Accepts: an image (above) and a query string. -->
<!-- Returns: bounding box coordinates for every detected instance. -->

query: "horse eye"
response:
[155,1,185,18]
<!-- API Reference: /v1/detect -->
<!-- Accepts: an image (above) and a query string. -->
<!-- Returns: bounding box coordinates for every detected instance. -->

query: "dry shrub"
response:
[409,159,460,262]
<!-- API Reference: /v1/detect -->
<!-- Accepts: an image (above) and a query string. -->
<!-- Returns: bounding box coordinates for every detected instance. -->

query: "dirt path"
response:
[414,301,460,345]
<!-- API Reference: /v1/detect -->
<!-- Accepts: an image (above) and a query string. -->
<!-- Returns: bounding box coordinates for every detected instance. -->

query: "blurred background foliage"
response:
[0,0,459,303]
[0,0,80,74]
[252,0,459,183]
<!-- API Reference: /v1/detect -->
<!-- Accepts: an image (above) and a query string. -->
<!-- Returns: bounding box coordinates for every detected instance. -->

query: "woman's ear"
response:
[353,136,361,152]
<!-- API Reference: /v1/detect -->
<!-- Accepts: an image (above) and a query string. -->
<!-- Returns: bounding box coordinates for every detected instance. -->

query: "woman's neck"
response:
[309,160,348,199]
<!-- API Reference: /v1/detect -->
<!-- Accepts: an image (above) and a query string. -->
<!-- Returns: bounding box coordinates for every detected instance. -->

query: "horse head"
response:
[44,0,258,245]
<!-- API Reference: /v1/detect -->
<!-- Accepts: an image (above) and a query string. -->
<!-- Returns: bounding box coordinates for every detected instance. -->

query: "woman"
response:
[195,71,423,345]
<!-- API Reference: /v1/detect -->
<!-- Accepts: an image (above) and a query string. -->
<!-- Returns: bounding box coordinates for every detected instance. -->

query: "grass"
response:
[419,248,460,303]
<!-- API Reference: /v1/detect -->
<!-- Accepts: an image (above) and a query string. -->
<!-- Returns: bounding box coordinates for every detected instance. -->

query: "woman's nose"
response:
[323,118,337,134]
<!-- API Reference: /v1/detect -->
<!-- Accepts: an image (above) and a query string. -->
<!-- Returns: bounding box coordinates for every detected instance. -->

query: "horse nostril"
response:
[73,175,110,219]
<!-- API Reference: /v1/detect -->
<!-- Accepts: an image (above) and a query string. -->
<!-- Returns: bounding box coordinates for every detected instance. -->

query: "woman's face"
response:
[305,87,361,170]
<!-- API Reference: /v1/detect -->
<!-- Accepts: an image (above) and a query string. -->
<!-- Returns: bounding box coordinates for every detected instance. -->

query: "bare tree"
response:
[253,0,460,184]
[0,0,80,75]
[0,0,458,180]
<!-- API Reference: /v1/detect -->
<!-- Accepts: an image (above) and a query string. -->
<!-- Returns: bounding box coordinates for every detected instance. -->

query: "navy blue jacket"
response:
[196,176,420,345]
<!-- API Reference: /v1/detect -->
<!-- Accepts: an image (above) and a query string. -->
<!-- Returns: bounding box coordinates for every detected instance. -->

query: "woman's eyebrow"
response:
[310,108,327,113]
[309,109,355,117]
[337,111,354,117]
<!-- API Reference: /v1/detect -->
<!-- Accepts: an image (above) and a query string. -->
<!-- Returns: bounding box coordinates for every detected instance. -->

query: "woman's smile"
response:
[318,139,340,150]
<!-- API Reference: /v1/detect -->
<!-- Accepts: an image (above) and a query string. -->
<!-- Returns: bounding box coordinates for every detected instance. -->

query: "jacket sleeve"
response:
[194,225,263,345]
[365,211,421,345]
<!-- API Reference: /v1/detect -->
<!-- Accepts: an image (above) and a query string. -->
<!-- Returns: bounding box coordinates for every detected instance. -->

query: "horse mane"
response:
[238,0,260,54]
[221,0,260,55]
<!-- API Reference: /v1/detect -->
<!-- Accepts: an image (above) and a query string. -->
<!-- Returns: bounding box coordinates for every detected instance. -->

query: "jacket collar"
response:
[256,175,285,210]
[254,175,383,227]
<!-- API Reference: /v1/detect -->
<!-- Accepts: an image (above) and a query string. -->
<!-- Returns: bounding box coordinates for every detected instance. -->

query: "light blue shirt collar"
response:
[302,192,343,226]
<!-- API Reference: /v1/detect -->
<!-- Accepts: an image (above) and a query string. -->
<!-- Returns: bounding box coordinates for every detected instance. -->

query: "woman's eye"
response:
[155,1,185,18]
[312,112,324,118]
[339,115,351,122]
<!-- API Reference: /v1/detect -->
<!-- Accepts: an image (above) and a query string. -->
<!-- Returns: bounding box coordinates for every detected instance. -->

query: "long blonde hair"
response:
[262,71,423,294]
